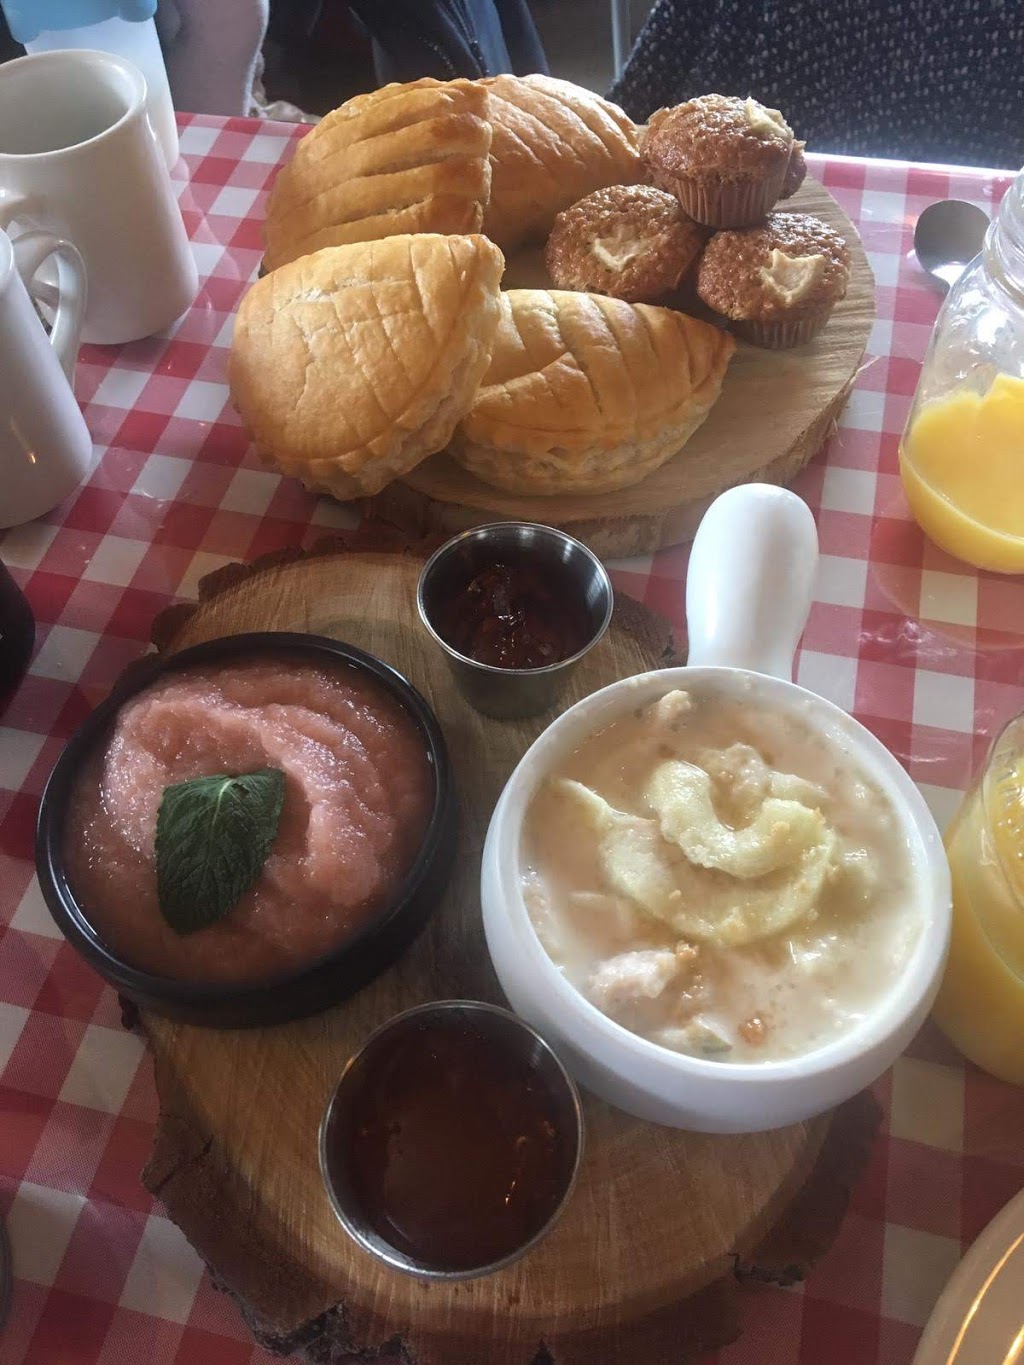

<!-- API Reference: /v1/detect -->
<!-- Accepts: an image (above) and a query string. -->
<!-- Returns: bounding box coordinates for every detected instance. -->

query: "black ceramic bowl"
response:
[35,632,456,1028]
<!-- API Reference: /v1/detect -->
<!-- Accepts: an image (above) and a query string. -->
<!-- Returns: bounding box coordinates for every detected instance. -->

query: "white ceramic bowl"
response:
[481,485,952,1133]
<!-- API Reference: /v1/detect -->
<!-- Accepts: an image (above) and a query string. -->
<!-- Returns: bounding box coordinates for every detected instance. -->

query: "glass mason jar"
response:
[899,168,1024,573]
[932,713,1024,1083]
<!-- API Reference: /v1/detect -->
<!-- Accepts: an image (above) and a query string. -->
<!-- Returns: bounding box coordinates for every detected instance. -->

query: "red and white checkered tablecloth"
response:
[1,112,1022,1365]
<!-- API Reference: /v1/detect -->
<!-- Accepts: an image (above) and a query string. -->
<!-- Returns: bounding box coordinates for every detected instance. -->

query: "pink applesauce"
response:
[64,655,434,984]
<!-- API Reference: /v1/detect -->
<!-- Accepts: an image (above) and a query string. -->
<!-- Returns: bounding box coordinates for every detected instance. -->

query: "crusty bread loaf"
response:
[230,234,505,499]
[480,74,643,250]
[263,79,493,271]
[449,289,734,495]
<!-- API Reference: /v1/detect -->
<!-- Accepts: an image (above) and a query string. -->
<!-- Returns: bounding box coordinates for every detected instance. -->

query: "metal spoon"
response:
[914,199,990,292]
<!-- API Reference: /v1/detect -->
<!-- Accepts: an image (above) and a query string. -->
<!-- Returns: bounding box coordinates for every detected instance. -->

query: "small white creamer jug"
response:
[0,226,93,528]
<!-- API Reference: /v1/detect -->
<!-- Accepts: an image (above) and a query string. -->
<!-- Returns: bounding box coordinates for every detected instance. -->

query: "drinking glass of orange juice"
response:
[933,712,1024,1082]
[900,168,1024,573]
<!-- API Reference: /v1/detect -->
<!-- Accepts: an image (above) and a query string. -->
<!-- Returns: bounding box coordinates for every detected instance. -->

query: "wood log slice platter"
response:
[141,534,880,1363]
[367,178,875,559]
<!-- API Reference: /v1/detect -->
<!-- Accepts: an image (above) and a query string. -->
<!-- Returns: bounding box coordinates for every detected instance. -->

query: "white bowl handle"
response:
[685,483,818,681]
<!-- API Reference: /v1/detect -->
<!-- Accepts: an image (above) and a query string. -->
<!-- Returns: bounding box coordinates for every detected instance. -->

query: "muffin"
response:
[781,142,807,199]
[696,212,851,349]
[641,94,803,228]
[544,185,706,302]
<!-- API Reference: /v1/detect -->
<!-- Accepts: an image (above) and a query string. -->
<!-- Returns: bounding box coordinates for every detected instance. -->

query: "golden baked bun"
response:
[480,75,643,250]
[450,289,734,495]
[263,79,492,271]
[230,234,505,499]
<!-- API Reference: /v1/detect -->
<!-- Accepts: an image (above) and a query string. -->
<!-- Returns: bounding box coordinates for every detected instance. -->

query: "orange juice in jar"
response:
[900,374,1024,573]
[933,713,1024,1082]
[900,169,1024,572]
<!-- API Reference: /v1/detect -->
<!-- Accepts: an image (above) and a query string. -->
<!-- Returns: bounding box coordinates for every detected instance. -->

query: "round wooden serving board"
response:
[368,178,875,559]
[141,536,879,1364]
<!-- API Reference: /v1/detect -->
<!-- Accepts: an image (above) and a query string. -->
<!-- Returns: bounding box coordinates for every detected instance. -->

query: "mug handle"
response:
[685,483,819,681]
[10,232,88,386]
[0,191,41,231]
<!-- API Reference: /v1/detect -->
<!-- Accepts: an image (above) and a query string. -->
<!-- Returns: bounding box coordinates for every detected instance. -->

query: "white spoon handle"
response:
[685,483,819,681]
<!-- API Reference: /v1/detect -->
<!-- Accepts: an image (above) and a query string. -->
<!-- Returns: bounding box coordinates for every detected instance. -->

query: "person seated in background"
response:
[165,0,546,116]
[0,0,547,121]
[346,0,546,84]
[0,0,274,118]
[610,0,1024,169]
[155,0,269,118]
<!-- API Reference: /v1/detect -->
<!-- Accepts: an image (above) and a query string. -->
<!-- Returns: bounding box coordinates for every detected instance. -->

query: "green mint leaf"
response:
[155,768,285,936]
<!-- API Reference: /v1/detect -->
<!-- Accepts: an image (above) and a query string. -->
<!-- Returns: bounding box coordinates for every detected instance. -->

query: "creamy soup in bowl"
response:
[522,687,923,1064]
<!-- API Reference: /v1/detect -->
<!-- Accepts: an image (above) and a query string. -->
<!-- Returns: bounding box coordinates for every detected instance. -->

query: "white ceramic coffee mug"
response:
[0,227,94,529]
[0,49,198,345]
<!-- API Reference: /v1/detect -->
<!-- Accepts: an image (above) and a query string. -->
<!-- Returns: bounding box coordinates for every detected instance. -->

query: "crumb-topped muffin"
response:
[544,185,705,302]
[641,94,803,228]
[781,143,807,199]
[697,212,851,348]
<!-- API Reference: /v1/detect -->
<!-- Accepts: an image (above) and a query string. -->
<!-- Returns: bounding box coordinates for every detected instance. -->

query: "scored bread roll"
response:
[449,289,735,495]
[480,74,643,251]
[230,234,505,499]
[263,79,492,272]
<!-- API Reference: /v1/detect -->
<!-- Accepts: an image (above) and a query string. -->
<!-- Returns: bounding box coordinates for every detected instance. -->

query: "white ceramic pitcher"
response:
[0,226,93,528]
[0,49,197,345]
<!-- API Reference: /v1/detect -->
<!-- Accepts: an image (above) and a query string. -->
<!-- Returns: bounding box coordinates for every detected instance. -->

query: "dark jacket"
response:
[611,0,1024,168]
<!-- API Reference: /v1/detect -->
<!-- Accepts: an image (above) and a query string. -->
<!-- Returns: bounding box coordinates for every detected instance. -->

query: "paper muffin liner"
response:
[734,309,834,350]
[666,166,788,228]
